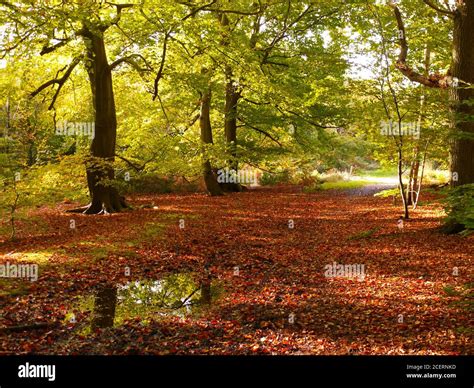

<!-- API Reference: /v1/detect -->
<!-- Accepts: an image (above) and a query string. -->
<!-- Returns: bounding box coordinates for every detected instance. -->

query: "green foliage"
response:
[260,170,291,186]
[423,169,450,185]
[319,180,372,191]
[359,168,398,178]
[443,282,474,333]
[70,273,223,333]
[0,0,464,229]
[0,155,88,217]
[374,188,400,198]
[304,179,372,193]
[442,184,474,232]
[122,173,200,194]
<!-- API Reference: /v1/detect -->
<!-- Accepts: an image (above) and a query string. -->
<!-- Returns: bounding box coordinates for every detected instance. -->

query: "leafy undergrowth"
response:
[304,180,373,192]
[0,186,472,355]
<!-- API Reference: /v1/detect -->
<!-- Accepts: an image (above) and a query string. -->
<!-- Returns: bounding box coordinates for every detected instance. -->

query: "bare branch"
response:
[178,0,263,17]
[101,2,134,31]
[276,105,340,129]
[109,53,153,72]
[260,5,314,65]
[115,152,164,172]
[30,56,82,110]
[153,32,170,101]
[0,20,48,58]
[115,154,144,172]
[391,4,453,88]
[421,0,455,16]
[40,38,71,55]
[237,117,282,146]
[181,0,217,21]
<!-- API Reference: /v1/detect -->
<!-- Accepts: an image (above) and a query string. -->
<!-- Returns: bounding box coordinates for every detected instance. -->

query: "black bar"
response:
[0,356,471,387]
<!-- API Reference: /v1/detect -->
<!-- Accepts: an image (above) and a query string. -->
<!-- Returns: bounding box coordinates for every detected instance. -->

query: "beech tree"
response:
[0,1,151,214]
[389,0,474,188]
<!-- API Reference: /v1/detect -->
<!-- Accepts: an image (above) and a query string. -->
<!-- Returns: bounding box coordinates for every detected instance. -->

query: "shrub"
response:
[260,170,291,186]
[0,155,89,211]
[443,184,474,232]
[122,173,200,194]
[123,173,174,194]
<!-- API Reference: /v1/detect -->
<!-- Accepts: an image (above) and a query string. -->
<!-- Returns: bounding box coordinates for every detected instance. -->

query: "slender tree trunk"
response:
[408,154,415,206]
[200,88,223,196]
[408,155,420,206]
[409,46,430,207]
[82,27,125,214]
[222,66,244,192]
[394,118,409,219]
[391,3,474,230]
[451,2,474,187]
[413,140,429,210]
[397,143,409,219]
[224,68,239,171]
[218,14,243,192]
[410,150,420,205]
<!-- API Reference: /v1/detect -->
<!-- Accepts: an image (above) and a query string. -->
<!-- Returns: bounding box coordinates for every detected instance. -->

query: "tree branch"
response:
[101,2,134,31]
[276,105,340,129]
[109,53,153,72]
[30,56,82,110]
[237,117,282,146]
[391,4,453,88]
[40,38,71,56]
[181,0,217,21]
[260,5,313,65]
[0,0,20,12]
[242,97,271,106]
[178,0,263,17]
[115,154,144,172]
[153,32,170,101]
[421,0,455,16]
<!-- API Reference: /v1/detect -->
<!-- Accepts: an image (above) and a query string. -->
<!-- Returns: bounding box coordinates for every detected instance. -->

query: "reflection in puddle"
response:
[91,285,117,330]
[71,273,220,331]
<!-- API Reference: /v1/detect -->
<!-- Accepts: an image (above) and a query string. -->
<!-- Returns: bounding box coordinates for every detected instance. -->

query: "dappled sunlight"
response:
[0,186,472,356]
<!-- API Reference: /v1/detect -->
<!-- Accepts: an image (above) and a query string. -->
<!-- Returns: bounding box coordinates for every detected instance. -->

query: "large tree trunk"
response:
[443,3,474,233]
[392,3,474,231]
[450,2,474,187]
[200,88,224,196]
[82,27,125,214]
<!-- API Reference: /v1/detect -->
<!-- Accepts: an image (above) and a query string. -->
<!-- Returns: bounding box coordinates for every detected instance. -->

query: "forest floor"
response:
[0,185,472,355]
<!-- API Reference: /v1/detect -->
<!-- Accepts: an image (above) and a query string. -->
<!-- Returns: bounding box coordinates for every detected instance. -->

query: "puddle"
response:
[67,272,221,332]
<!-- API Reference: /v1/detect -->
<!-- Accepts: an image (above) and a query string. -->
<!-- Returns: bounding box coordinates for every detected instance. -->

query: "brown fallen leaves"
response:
[0,186,472,355]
